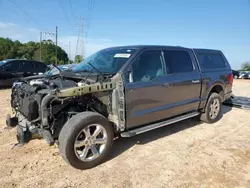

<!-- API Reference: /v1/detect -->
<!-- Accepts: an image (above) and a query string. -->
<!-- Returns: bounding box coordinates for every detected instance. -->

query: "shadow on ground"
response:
[108,105,232,162]
[0,86,11,90]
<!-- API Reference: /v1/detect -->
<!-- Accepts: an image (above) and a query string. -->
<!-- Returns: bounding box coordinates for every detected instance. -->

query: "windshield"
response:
[72,48,137,73]
[45,67,61,75]
[45,65,74,75]
[0,61,4,66]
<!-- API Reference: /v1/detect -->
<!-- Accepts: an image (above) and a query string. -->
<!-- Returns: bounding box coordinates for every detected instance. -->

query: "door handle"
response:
[192,80,200,83]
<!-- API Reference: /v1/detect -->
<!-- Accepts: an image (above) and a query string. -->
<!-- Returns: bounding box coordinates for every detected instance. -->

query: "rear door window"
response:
[163,50,194,74]
[2,61,21,72]
[196,53,226,69]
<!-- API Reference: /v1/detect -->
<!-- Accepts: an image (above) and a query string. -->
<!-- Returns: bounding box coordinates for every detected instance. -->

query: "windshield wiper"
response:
[87,61,105,83]
[51,63,63,78]
[87,62,102,75]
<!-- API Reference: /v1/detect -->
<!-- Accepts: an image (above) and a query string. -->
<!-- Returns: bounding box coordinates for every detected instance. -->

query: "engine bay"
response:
[10,72,114,140]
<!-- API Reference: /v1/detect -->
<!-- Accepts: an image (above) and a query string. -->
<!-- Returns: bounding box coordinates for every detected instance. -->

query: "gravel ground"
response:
[0,79,249,188]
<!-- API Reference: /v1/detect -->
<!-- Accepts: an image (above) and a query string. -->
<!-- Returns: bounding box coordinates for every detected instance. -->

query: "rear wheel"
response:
[59,112,114,169]
[200,93,222,123]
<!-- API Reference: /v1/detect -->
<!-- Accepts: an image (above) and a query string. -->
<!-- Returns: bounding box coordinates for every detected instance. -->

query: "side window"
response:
[20,61,34,72]
[2,61,21,72]
[34,62,47,72]
[132,50,165,82]
[163,50,193,74]
[196,53,226,69]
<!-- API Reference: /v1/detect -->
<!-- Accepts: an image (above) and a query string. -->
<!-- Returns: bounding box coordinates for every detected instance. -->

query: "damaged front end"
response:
[7,72,125,146]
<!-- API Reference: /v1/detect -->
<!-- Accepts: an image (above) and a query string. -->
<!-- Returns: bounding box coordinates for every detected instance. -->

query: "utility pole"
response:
[55,26,58,65]
[40,31,42,61]
[69,41,71,63]
[39,29,56,62]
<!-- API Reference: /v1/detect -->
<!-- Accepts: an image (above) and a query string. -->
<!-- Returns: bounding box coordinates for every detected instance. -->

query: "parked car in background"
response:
[12,64,77,87]
[245,72,250,79]
[232,70,240,79]
[0,59,48,87]
[239,71,250,79]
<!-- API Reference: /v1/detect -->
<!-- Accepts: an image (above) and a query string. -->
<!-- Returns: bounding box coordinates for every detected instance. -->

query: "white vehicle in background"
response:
[239,71,250,79]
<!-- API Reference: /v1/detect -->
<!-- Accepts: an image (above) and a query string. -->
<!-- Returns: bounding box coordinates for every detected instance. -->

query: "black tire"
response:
[200,93,222,123]
[59,111,114,169]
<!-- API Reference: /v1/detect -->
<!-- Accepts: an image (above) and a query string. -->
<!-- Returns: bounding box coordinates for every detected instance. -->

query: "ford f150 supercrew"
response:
[6,45,233,169]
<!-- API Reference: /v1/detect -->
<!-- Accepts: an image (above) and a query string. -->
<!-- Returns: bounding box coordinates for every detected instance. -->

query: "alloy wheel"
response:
[74,124,108,162]
[209,98,220,119]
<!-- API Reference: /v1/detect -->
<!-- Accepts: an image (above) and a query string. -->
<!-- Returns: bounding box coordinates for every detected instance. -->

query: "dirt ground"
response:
[0,80,250,188]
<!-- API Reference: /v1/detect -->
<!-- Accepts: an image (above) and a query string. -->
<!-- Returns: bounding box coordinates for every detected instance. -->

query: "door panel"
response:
[20,61,34,77]
[3,61,23,77]
[1,61,23,86]
[126,76,172,128]
[125,49,168,129]
[161,71,201,117]
[125,72,201,129]
[125,49,202,130]
[162,49,202,116]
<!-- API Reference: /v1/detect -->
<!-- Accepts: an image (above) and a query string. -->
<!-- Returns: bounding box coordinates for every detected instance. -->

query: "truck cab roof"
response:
[105,45,190,51]
[105,45,223,52]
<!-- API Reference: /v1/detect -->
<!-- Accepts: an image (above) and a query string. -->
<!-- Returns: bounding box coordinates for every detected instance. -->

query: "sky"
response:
[0,0,249,69]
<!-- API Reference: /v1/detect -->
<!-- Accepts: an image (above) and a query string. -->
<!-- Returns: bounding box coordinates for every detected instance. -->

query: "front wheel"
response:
[200,93,222,123]
[59,112,114,169]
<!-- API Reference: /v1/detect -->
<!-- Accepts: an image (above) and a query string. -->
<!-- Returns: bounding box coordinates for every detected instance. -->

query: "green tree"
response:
[241,62,250,71]
[0,37,14,59]
[0,38,69,65]
[69,60,74,64]
[34,42,69,64]
[75,55,83,63]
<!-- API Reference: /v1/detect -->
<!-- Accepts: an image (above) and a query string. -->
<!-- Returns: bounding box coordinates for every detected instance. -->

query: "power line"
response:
[39,28,57,62]
[87,0,95,26]
[85,0,95,40]
[57,0,74,28]
[9,0,44,30]
[69,0,77,19]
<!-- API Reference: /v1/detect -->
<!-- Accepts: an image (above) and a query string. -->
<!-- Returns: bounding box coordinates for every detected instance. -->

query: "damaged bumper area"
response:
[6,81,64,146]
[6,113,55,146]
[7,71,124,147]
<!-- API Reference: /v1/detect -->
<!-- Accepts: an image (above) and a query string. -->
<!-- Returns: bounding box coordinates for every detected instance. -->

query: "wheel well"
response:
[209,85,224,100]
[201,85,224,113]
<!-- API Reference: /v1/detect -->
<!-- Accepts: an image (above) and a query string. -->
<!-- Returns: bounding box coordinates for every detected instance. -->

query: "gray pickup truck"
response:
[6,45,233,169]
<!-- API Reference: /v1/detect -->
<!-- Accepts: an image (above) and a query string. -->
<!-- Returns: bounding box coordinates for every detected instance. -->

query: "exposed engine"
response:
[12,75,77,119]
[10,72,112,142]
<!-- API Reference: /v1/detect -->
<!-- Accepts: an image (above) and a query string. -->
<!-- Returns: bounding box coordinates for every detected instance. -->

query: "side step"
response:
[120,112,200,137]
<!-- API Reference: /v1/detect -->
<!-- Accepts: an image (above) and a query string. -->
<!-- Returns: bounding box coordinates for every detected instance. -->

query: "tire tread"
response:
[200,93,222,123]
[58,111,113,169]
